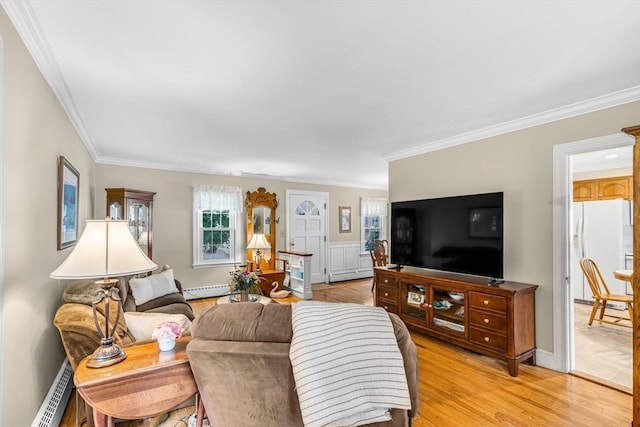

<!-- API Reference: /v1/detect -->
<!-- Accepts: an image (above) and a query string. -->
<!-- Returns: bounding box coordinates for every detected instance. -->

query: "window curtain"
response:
[193,185,244,212]
[360,197,388,216]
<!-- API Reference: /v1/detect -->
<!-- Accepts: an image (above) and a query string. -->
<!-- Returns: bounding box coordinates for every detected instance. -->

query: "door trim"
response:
[286,189,329,283]
[552,132,634,373]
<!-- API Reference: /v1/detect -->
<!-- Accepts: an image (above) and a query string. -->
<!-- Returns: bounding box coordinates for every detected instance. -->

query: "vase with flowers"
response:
[229,269,262,302]
[152,321,182,351]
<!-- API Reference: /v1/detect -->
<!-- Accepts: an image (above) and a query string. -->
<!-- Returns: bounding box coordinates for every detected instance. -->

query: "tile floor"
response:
[573,302,632,390]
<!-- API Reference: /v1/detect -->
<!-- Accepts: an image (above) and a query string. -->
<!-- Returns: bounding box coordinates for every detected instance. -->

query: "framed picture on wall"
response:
[339,206,351,233]
[57,156,80,250]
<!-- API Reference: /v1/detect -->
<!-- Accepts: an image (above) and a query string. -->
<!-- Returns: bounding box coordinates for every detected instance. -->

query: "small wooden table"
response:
[74,336,199,427]
[614,269,633,295]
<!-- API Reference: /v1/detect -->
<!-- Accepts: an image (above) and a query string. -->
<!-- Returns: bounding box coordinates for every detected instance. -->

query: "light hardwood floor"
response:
[61,279,633,426]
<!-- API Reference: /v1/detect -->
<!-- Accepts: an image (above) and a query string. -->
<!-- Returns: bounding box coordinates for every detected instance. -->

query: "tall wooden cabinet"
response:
[105,188,156,259]
[375,266,537,376]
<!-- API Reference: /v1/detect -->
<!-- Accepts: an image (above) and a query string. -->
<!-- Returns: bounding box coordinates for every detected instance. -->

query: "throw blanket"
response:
[290,302,411,427]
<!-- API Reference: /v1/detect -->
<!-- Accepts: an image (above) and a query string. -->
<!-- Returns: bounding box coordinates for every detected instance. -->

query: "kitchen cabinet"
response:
[375,266,537,376]
[573,176,632,201]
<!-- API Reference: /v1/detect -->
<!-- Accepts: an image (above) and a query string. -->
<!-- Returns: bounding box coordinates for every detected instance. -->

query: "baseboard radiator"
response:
[31,358,73,427]
[183,284,230,300]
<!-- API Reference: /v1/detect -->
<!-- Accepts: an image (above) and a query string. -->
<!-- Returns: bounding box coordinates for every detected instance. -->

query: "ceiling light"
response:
[604,154,618,160]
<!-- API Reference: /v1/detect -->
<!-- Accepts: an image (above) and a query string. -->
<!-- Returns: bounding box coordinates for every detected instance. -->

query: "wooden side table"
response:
[74,336,200,427]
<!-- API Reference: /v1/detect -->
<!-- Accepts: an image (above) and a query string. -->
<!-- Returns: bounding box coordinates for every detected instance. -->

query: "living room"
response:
[1,2,640,426]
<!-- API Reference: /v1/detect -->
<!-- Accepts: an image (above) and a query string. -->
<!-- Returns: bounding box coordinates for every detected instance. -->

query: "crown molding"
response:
[384,86,640,162]
[1,0,98,159]
[96,155,388,190]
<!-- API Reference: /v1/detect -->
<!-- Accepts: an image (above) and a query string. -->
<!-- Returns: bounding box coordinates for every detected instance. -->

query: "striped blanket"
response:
[289,302,411,427]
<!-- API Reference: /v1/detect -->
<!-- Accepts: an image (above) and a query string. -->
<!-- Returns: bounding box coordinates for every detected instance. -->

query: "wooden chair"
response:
[370,240,389,291]
[579,258,633,328]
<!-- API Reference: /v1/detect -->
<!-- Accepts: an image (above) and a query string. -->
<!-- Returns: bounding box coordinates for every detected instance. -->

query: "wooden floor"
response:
[61,279,633,426]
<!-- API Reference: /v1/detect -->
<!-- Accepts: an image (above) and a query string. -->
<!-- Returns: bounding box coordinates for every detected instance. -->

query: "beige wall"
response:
[95,165,387,287]
[0,8,95,426]
[389,101,640,353]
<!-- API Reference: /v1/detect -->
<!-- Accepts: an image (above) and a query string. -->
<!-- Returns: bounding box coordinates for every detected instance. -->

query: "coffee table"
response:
[216,295,272,304]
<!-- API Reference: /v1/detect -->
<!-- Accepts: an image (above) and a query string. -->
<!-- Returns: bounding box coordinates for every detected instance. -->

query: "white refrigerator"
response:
[570,199,632,304]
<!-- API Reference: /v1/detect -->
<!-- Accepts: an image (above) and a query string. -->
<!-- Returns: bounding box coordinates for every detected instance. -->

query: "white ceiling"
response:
[4,1,640,189]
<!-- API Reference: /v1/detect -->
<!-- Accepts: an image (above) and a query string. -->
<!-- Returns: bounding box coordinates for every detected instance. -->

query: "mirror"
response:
[245,187,278,271]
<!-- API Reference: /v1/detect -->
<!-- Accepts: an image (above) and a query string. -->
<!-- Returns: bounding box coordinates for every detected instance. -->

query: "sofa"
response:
[187,303,418,427]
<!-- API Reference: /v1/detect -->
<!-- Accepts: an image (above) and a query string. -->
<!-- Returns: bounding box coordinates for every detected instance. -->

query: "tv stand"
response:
[374,266,537,377]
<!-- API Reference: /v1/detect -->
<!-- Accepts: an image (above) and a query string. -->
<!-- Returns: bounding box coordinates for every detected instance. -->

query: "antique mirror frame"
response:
[245,187,278,271]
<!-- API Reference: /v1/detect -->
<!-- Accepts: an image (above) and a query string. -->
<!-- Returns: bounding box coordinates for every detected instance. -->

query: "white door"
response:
[286,190,328,284]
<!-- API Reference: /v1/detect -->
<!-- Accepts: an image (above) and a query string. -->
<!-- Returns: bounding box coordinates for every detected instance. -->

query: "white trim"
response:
[551,132,635,373]
[386,86,640,162]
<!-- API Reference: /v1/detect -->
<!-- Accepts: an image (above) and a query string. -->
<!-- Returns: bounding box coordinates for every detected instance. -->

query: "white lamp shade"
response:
[247,233,271,250]
[50,220,158,279]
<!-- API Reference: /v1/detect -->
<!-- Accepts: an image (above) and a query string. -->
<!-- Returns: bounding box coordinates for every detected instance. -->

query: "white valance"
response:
[360,197,388,217]
[193,185,244,212]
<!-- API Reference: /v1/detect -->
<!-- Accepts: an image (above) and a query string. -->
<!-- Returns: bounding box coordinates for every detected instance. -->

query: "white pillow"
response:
[129,269,179,306]
[123,312,192,341]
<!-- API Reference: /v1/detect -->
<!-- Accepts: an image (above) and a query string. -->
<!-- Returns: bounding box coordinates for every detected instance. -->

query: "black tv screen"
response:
[390,192,503,279]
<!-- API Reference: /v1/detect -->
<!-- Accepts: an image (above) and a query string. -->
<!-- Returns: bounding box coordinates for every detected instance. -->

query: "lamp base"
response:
[87,338,127,368]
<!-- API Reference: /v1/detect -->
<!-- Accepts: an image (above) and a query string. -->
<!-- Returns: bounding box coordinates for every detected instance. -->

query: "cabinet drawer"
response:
[469,327,507,352]
[469,310,507,332]
[377,283,398,302]
[469,292,507,312]
[377,272,397,287]
[378,302,398,314]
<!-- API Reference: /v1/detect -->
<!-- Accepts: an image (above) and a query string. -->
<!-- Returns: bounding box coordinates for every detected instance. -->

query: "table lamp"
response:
[247,233,271,273]
[50,219,157,368]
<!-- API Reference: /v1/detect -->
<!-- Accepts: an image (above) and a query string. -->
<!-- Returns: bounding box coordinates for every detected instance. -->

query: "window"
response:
[361,197,388,253]
[193,185,244,267]
[363,214,384,252]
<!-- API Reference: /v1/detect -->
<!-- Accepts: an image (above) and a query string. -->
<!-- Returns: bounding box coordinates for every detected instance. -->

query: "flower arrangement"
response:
[229,269,262,294]
[152,321,183,340]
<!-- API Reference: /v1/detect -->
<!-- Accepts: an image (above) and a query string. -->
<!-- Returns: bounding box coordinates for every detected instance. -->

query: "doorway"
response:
[552,133,634,391]
[286,190,328,284]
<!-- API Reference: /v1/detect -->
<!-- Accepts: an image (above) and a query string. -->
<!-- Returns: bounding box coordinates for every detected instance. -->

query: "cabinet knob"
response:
[483,300,489,306]
[384,279,389,284]
[483,318,490,324]
[384,306,388,310]
[484,337,490,342]
[384,292,389,297]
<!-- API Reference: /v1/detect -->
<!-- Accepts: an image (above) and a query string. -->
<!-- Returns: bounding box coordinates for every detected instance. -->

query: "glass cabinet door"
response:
[400,282,428,323]
[430,287,465,334]
[129,202,150,256]
[106,188,155,259]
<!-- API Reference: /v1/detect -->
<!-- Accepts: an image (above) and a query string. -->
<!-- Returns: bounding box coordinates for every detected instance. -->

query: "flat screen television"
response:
[390,192,503,281]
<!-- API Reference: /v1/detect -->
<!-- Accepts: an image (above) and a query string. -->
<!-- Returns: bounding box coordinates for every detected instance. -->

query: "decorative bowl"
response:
[448,292,464,301]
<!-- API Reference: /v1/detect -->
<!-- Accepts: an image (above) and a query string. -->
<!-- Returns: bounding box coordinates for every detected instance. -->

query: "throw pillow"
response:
[123,312,192,341]
[129,269,179,306]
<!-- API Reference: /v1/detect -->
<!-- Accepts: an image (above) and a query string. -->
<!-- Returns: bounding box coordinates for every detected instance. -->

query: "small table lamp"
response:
[247,233,271,273]
[50,219,157,368]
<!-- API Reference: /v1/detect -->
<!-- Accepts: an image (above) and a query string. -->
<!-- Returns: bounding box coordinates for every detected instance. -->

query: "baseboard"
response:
[534,348,563,372]
[31,359,73,427]
[183,284,230,300]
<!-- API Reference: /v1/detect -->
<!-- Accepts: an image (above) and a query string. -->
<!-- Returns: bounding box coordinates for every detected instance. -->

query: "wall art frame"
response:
[339,205,351,233]
[57,156,80,250]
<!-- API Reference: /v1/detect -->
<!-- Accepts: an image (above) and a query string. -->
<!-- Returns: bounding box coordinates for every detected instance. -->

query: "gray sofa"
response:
[187,303,418,427]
